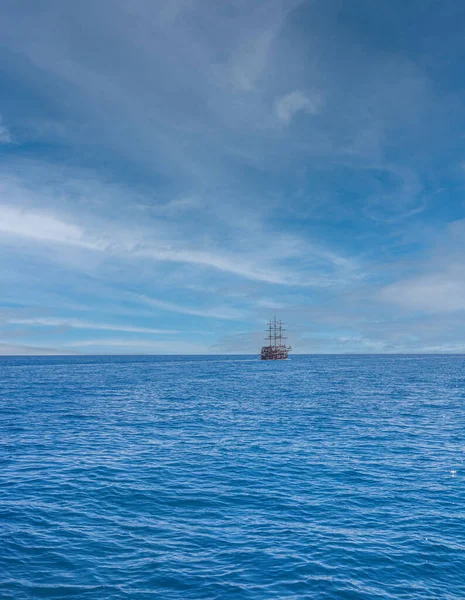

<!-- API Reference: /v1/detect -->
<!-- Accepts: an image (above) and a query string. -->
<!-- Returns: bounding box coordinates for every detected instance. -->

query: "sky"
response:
[2,0,465,354]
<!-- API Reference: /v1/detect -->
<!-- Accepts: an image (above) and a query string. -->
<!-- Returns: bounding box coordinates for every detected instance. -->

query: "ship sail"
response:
[260,317,292,360]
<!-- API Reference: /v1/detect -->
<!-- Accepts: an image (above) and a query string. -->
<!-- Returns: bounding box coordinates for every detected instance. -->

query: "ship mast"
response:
[278,319,283,346]
[264,317,288,348]
[267,320,273,345]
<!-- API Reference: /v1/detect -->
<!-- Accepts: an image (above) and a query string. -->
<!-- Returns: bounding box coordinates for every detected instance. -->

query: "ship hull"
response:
[260,345,289,360]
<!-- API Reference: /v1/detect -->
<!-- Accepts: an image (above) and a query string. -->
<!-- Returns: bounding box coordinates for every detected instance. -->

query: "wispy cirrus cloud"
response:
[0,162,361,288]
[0,204,92,247]
[7,317,177,334]
[0,201,293,284]
[135,295,248,322]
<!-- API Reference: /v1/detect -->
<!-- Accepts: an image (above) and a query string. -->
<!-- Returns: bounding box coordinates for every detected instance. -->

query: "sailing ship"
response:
[260,317,292,360]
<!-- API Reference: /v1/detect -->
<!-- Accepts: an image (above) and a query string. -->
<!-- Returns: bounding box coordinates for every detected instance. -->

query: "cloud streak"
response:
[7,317,177,335]
[63,338,210,355]
[0,342,78,355]
[0,181,359,288]
[0,204,92,247]
[135,295,247,322]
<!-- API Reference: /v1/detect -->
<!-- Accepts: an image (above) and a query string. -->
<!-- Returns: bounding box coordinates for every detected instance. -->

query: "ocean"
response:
[1,354,464,599]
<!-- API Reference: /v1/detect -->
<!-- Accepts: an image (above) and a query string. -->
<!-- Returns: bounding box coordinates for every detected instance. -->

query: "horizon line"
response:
[1,353,465,357]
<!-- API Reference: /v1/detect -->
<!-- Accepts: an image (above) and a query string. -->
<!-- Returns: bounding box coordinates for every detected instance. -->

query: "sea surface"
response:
[1,354,465,599]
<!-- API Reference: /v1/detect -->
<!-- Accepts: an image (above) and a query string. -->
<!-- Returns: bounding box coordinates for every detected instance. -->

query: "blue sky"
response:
[2,0,465,354]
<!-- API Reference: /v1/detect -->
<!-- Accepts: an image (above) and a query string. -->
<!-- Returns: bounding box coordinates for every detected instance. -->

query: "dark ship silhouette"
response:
[260,317,292,360]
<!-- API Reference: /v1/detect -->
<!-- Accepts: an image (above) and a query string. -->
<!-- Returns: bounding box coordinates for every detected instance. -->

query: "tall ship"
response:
[260,317,292,360]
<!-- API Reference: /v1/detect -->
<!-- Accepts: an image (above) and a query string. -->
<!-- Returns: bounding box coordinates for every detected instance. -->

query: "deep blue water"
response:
[1,354,465,599]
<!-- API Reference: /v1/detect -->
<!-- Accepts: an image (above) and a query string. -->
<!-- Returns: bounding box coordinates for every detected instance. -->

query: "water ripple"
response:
[1,354,465,598]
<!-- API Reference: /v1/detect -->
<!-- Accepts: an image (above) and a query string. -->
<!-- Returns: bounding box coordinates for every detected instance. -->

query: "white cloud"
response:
[7,317,177,334]
[274,90,320,124]
[380,272,465,313]
[64,338,210,354]
[138,247,293,285]
[379,219,465,314]
[136,295,247,321]
[0,204,95,248]
[0,202,291,284]
[256,298,285,309]
[0,182,358,288]
[0,341,77,355]
[0,119,12,144]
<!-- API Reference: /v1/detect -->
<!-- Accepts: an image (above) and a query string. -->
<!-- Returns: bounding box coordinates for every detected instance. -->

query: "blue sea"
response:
[1,354,464,599]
